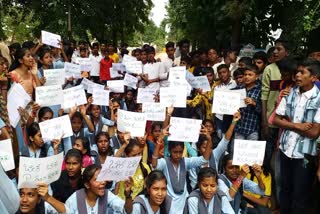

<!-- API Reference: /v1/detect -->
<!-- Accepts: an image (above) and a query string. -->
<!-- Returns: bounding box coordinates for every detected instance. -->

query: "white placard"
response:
[124,61,142,74]
[117,109,146,137]
[232,140,266,166]
[64,62,81,78]
[230,89,247,108]
[36,85,63,107]
[62,85,87,109]
[190,76,211,92]
[122,54,137,63]
[123,73,138,89]
[169,80,192,96]
[0,139,15,171]
[92,88,110,106]
[39,115,73,142]
[137,88,157,103]
[168,117,202,142]
[44,69,65,86]
[77,58,92,71]
[7,83,32,127]
[212,90,241,115]
[169,66,186,81]
[107,80,124,93]
[112,63,126,72]
[97,156,141,182]
[18,153,64,188]
[110,67,122,78]
[160,87,187,108]
[41,30,61,48]
[142,103,166,121]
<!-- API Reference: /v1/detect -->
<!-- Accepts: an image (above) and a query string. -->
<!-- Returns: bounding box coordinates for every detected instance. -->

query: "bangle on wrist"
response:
[152,155,158,159]
[234,175,244,186]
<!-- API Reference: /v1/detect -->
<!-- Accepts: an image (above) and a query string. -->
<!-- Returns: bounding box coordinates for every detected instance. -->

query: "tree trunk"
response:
[231,17,241,47]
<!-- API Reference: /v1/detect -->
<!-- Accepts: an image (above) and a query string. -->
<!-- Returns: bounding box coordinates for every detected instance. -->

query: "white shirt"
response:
[143,62,160,90]
[160,57,175,87]
[89,54,103,76]
[276,86,320,158]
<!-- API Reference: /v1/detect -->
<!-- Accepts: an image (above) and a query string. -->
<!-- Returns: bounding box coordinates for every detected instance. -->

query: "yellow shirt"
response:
[109,53,120,63]
[117,162,151,200]
[244,172,272,207]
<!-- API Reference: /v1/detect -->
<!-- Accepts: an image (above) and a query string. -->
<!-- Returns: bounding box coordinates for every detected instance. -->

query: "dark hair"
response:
[22,41,35,50]
[298,58,320,77]
[83,164,101,186]
[233,68,245,78]
[217,64,229,72]
[196,134,208,150]
[178,39,190,47]
[95,132,113,155]
[18,189,45,214]
[205,67,214,74]
[9,42,21,50]
[221,153,233,170]
[145,170,167,214]
[151,122,162,133]
[27,122,47,157]
[92,42,99,48]
[277,57,297,76]
[267,47,275,59]
[75,137,91,156]
[134,48,141,54]
[64,148,83,165]
[244,64,259,74]
[78,40,87,45]
[198,167,218,183]
[71,111,84,128]
[38,107,53,121]
[121,49,129,57]
[208,47,219,54]
[9,48,29,71]
[38,47,51,60]
[275,39,291,52]
[253,51,268,64]
[239,57,252,67]
[165,42,175,49]
[181,55,191,65]
[147,46,156,54]
[168,141,184,151]
[79,47,87,52]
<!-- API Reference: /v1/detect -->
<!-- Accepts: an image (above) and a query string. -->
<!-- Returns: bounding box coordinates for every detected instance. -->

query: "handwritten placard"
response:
[160,86,187,108]
[0,139,15,171]
[190,76,211,92]
[97,156,141,182]
[36,85,63,107]
[168,117,202,142]
[62,85,87,109]
[137,88,157,103]
[112,63,126,72]
[41,30,61,48]
[18,153,64,188]
[92,88,110,106]
[64,62,81,78]
[77,58,92,71]
[123,73,138,89]
[169,66,186,81]
[44,69,65,86]
[212,90,241,115]
[7,83,32,127]
[124,61,142,74]
[230,89,247,108]
[232,140,266,166]
[142,103,166,121]
[117,109,146,137]
[122,54,137,63]
[110,67,123,79]
[107,80,124,93]
[39,115,73,142]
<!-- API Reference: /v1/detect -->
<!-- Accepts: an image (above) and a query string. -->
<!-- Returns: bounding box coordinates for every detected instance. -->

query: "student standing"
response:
[273,59,320,214]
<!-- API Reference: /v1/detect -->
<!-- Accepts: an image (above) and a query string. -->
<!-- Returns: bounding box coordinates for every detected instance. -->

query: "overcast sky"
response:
[150,0,168,27]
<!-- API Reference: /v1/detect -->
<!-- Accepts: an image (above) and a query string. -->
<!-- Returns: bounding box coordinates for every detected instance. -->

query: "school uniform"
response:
[156,156,208,213]
[143,63,161,90]
[189,137,229,189]
[62,127,93,153]
[132,194,173,214]
[89,53,103,77]
[65,189,125,214]
[218,174,265,214]
[185,189,234,214]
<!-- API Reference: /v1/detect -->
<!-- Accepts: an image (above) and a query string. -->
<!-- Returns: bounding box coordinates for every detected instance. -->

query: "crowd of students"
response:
[0,37,319,214]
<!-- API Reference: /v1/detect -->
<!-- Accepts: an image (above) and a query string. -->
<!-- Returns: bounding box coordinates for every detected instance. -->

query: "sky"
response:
[150,0,168,27]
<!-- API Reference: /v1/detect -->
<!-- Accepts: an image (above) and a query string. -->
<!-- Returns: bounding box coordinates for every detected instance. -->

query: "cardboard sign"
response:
[117,109,146,137]
[212,90,241,115]
[92,88,110,106]
[97,156,141,182]
[168,117,202,142]
[18,153,64,188]
[142,103,166,121]
[64,62,81,78]
[160,87,187,108]
[107,80,124,93]
[124,61,142,74]
[62,85,87,109]
[0,139,15,171]
[44,69,65,86]
[36,85,63,107]
[232,140,266,166]
[123,73,138,89]
[39,115,73,142]
[41,30,61,48]
[137,88,157,103]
